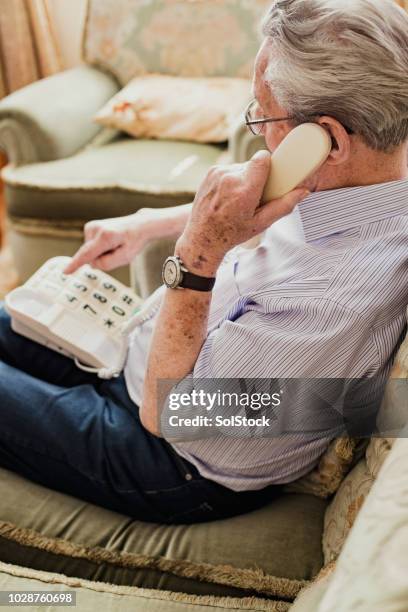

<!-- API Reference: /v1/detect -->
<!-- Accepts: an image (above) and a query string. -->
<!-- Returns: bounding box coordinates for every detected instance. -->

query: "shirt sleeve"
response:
[193,297,380,379]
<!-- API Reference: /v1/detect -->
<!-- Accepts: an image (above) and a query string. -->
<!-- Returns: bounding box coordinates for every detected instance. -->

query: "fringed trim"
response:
[334,438,356,462]
[8,216,84,239]
[313,560,337,582]
[284,437,365,499]
[289,560,337,605]
[0,561,290,611]
[0,522,308,601]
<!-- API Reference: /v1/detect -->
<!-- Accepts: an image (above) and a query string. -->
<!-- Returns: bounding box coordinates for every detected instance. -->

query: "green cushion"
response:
[0,562,290,612]
[0,468,326,601]
[4,138,224,221]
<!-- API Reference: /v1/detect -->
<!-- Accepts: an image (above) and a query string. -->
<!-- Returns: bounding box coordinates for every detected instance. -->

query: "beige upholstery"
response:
[0,562,291,612]
[0,466,326,601]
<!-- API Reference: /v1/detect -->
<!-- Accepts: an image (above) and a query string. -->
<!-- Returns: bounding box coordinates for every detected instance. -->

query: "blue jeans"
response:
[0,307,279,523]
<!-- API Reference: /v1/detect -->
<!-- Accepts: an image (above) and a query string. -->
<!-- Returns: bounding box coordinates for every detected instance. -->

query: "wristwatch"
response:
[162,256,216,292]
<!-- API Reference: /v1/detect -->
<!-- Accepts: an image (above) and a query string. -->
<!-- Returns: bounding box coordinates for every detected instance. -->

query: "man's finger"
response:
[248,150,271,176]
[64,239,106,274]
[255,188,310,228]
[92,246,127,272]
[245,150,272,201]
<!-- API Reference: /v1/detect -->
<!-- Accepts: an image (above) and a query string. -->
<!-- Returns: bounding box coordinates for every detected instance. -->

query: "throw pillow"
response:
[322,439,394,565]
[284,438,367,499]
[94,75,251,143]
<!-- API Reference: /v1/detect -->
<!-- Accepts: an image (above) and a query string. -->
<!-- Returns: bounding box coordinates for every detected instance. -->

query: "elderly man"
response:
[0,0,407,523]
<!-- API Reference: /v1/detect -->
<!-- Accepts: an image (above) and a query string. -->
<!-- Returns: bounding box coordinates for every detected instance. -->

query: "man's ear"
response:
[317,116,352,165]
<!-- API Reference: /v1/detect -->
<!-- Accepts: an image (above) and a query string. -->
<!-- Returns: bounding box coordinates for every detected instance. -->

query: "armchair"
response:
[0,0,268,290]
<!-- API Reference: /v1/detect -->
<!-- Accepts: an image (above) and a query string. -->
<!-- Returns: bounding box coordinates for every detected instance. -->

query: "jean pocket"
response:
[165,441,201,483]
[143,471,215,523]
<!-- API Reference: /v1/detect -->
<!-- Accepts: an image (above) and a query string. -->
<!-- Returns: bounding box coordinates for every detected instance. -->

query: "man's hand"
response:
[176,150,310,277]
[64,204,193,275]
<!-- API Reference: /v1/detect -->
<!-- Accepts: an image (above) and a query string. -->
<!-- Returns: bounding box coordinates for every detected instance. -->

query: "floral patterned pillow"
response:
[94,75,251,143]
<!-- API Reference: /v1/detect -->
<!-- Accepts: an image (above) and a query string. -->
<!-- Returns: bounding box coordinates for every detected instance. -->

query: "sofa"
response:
[0,299,406,611]
[0,0,266,291]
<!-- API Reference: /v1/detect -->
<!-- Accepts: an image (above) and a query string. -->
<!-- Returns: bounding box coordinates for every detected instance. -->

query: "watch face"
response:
[163,257,182,289]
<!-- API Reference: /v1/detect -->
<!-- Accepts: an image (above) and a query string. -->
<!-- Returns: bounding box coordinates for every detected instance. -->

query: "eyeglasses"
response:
[245,99,354,136]
[245,99,295,136]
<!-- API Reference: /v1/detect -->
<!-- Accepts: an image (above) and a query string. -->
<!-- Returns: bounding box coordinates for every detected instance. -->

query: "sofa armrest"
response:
[0,66,119,165]
[314,437,408,611]
[291,573,333,611]
[228,118,266,163]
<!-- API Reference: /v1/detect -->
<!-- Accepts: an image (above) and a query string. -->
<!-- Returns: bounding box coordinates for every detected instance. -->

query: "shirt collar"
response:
[298,178,408,242]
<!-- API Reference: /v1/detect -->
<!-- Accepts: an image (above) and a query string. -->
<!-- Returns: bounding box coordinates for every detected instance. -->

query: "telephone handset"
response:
[244,123,332,248]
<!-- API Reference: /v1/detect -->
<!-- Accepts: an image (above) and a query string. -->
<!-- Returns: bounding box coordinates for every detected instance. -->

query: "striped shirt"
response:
[124,178,408,491]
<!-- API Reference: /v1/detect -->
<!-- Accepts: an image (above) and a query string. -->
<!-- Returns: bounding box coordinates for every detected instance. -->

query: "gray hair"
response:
[262,0,408,152]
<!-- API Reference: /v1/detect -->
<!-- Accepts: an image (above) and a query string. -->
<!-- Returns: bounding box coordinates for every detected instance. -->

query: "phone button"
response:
[70,281,89,294]
[81,303,99,319]
[80,269,100,284]
[91,291,109,306]
[100,280,118,294]
[120,293,136,307]
[39,281,61,298]
[59,291,80,310]
[111,305,127,318]
[102,317,118,334]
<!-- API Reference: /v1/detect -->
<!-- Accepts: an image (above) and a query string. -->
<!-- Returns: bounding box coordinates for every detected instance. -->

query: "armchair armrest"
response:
[228,118,266,163]
[0,66,119,165]
[131,238,177,298]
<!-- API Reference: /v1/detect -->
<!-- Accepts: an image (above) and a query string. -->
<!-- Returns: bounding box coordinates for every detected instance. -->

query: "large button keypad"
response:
[25,259,143,336]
